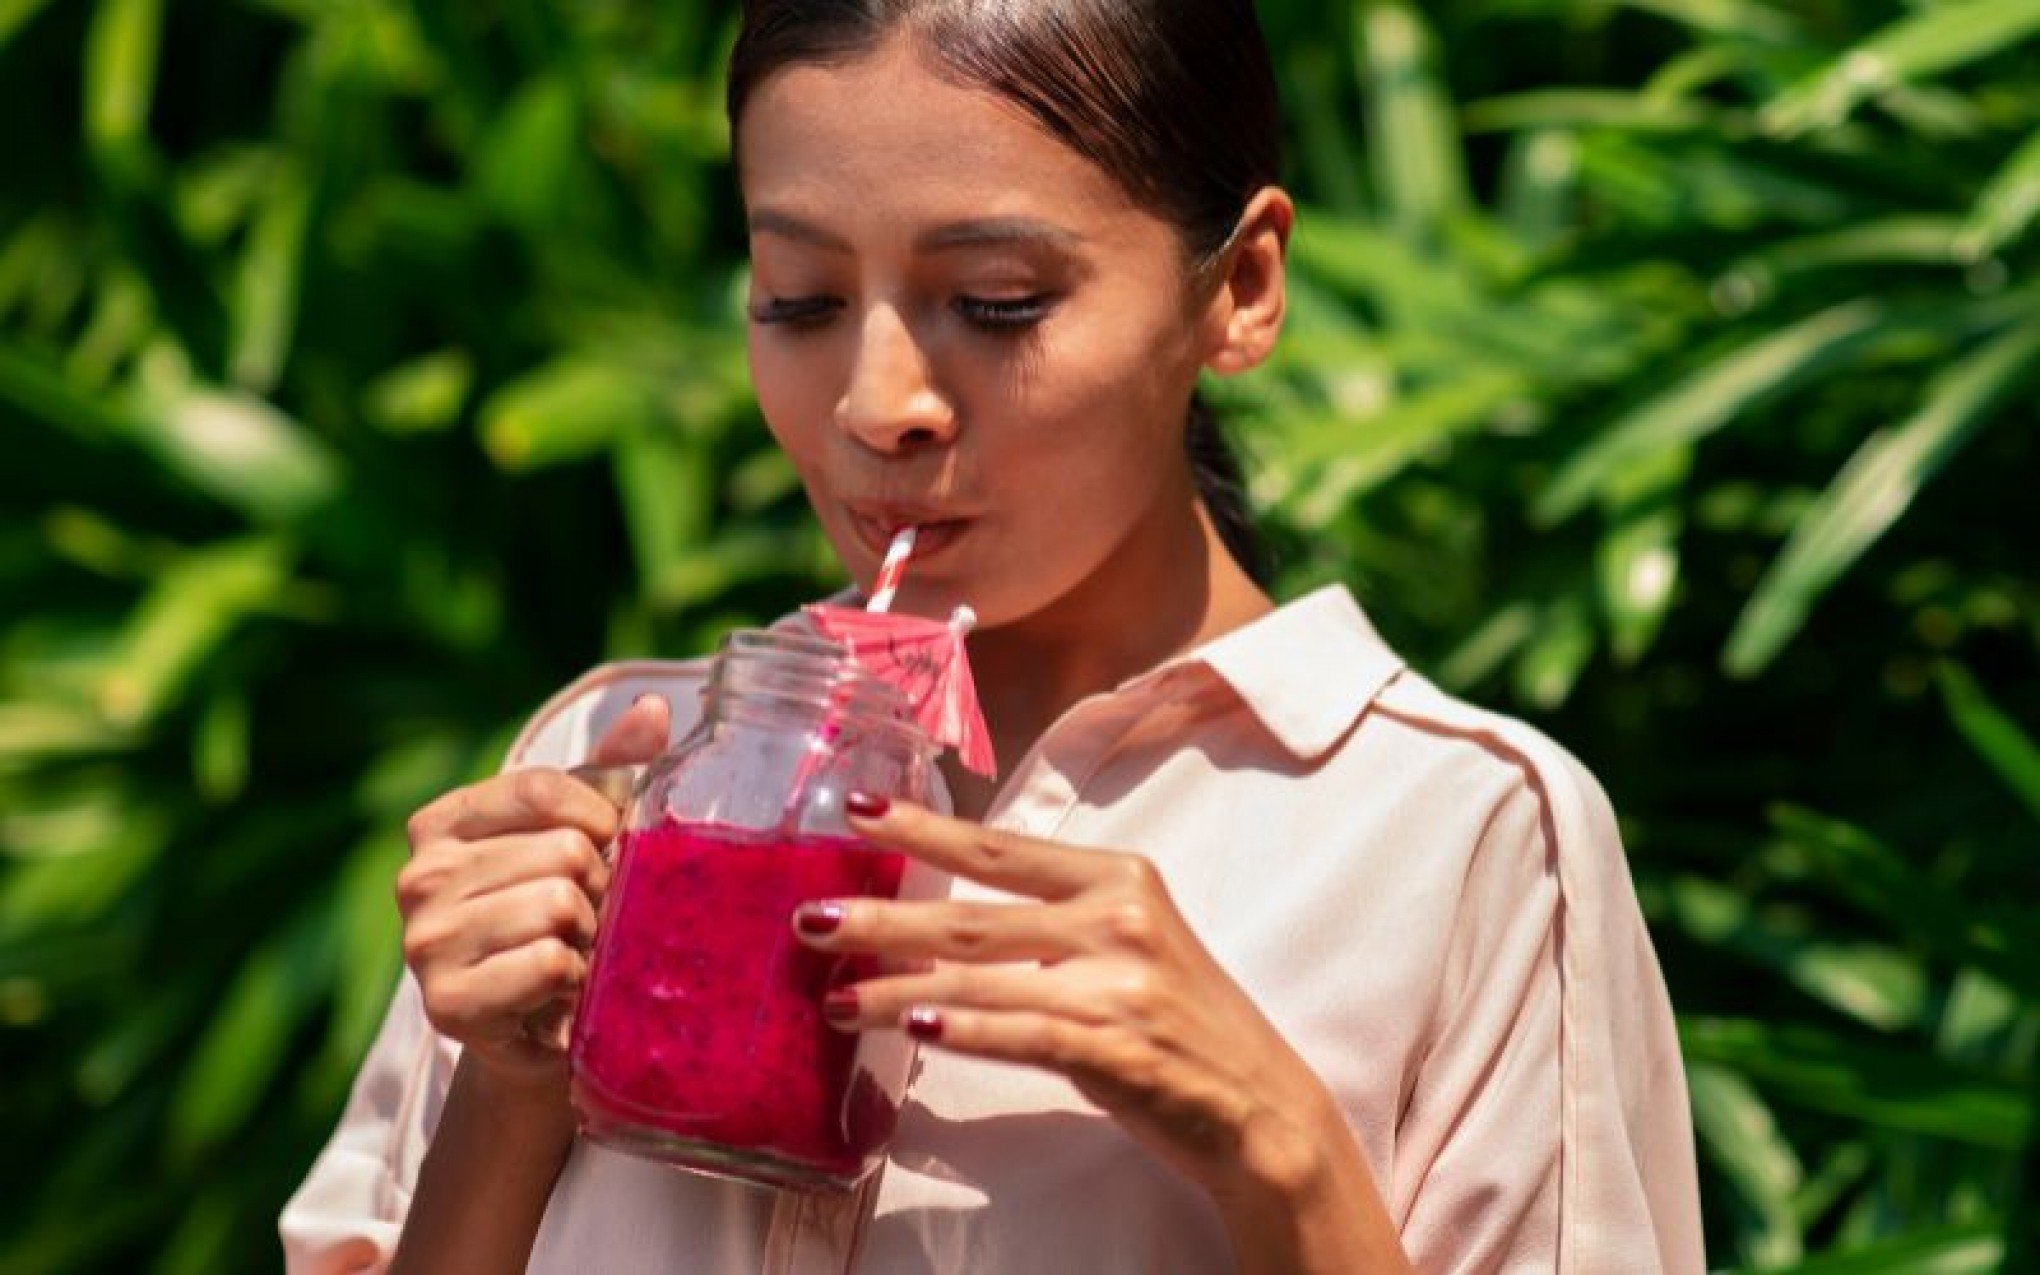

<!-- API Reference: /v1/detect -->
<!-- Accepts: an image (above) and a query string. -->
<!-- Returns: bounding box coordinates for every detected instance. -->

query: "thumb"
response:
[590,693,672,767]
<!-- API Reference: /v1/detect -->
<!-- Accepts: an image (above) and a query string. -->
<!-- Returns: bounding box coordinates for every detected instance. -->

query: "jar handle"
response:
[566,761,644,815]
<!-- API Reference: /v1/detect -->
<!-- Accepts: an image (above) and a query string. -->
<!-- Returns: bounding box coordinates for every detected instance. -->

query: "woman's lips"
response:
[847,509,973,562]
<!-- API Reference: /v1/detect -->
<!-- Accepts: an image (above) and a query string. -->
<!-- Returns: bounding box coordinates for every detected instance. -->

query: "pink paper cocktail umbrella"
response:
[803,601,996,778]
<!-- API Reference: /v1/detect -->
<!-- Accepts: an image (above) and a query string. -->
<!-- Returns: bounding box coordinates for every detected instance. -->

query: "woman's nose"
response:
[837,306,957,454]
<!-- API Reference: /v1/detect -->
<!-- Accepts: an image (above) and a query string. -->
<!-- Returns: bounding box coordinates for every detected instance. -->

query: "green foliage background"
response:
[3,0,2038,1270]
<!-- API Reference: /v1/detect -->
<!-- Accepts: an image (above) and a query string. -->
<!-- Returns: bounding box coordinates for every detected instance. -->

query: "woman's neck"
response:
[945,494,1271,820]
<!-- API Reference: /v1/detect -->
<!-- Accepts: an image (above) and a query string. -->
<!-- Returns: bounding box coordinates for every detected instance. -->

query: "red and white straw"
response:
[867,527,918,614]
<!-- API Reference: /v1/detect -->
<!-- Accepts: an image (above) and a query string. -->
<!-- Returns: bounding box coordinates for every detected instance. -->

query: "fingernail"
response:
[903,1007,944,1042]
[794,902,846,937]
[822,987,860,1024]
[846,791,891,819]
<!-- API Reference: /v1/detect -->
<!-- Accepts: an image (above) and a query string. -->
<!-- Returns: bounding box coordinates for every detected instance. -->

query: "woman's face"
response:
[736,37,1218,628]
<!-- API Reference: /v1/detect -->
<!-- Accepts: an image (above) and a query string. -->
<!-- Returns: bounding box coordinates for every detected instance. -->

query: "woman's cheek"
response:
[749,348,827,457]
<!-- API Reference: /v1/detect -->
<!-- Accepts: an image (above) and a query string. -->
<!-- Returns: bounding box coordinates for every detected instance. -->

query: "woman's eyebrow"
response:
[748,208,852,252]
[915,218,1086,253]
[747,209,1085,256]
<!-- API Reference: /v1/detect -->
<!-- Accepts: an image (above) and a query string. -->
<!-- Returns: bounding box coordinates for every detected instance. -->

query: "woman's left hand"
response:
[792,794,1353,1213]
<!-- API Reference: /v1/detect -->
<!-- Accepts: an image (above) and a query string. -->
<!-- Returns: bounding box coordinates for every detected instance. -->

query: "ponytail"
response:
[1186,392,1269,586]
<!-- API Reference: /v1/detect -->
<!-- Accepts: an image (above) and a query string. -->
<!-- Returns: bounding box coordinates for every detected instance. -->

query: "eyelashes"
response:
[954,295,1055,330]
[748,294,1058,335]
[749,297,843,328]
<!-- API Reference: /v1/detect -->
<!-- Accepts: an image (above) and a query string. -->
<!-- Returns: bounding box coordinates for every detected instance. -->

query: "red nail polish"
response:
[795,902,845,937]
[904,1007,944,1042]
[845,791,891,819]
[823,987,860,1023]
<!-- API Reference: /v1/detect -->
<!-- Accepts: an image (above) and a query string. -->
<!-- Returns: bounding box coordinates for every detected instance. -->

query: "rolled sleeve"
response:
[279,660,708,1271]
[280,972,451,1273]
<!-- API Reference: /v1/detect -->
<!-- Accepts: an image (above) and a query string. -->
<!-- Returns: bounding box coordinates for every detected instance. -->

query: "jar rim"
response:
[709,627,935,752]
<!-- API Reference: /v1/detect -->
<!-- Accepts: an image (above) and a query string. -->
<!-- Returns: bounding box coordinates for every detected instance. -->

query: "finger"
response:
[419,938,586,1042]
[434,878,601,967]
[589,693,672,767]
[409,766,623,846]
[454,828,610,903]
[825,963,1112,1032]
[846,799,1103,900]
[890,1006,1151,1087]
[793,896,1081,963]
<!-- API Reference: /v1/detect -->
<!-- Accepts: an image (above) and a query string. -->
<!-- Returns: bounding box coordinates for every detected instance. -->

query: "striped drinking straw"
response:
[867,526,918,614]
[778,526,921,832]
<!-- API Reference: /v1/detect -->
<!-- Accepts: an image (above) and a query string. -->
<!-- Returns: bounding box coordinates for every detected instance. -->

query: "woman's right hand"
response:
[396,693,672,1092]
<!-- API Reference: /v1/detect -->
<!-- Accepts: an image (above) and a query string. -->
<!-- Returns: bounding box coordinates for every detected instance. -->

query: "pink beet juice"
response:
[569,818,913,1187]
[563,620,959,1189]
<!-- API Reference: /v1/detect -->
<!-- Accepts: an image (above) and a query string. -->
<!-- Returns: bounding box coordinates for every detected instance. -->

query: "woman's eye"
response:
[749,296,842,329]
[956,294,1056,331]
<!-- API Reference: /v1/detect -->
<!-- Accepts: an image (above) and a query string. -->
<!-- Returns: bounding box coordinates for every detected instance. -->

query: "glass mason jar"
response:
[568,629,943,1191]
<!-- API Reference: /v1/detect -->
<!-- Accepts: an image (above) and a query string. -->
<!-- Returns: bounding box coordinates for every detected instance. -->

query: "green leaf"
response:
[1726,217,1967,289]
[167,898,334,1160]
[1281,369,1528,521]
[1660,875,1927,1031]
[84,0,164,162]
[1495,130,1580,251]
[1512,590,1596,710]
[1434,600,1539,692]
[1726,315,2040,675]
[0,702,131,765]
[363,349,474,435]
[0,339,138,439]
[1536,300,1893,525]
[1936,664,2040,825]
[227,161,312,393]
[192,688,250,803]
[151,1186,237,1275]
[1595,445,1689,665]
[1463,89,1714,135]
[74,977,205,1106]
[614,418,715,606]
[1959,127,2040,262]
[67,265,156,390]
[0,0,57,56]
[1288,45,1369,217]
[1768,805,2040,998]
[1751,1222,2003,1274]
[480,358,651,472]
[1354,1,1468,237]
[127,381,343,523]
[1681,1017,2031,1150]
[1761,0,2040,137]
[96,537,294,728]
[0,819,165,934]
[1690,1061,1804,1267]
[1612,0,1798,43]
[303,828,407,1110]
[474,72,588,236]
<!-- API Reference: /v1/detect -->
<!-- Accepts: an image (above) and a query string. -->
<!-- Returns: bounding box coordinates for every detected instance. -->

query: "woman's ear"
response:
[1201,186,1295,377]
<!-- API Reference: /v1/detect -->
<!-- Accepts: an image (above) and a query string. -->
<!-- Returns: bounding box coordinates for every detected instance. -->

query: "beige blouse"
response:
[281,586,1704,1273]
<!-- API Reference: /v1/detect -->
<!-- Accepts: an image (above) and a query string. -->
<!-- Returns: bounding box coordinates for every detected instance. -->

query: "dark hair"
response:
[728,0,1280,584]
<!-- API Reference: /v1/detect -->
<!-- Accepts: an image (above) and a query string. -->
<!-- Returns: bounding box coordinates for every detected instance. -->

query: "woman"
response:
[283,1,1703,1271]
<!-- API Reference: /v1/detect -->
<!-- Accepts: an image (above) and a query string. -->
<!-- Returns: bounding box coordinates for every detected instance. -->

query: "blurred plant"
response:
[1230,3,2040,1269]
[1,0,2035,1271]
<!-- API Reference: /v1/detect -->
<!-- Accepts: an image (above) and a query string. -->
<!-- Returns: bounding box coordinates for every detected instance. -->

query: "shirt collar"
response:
[1150,585,1406,761]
